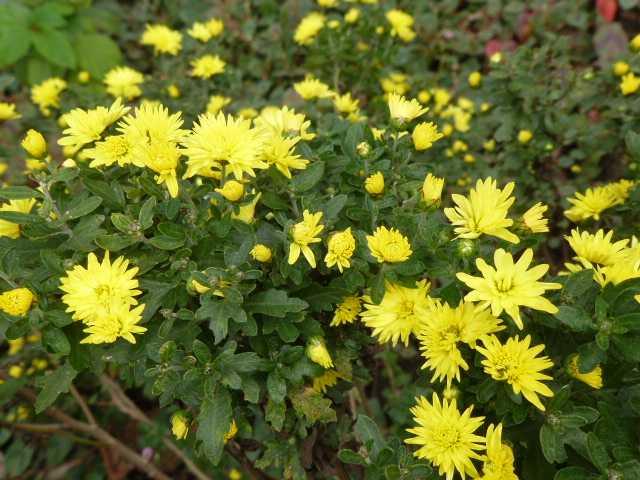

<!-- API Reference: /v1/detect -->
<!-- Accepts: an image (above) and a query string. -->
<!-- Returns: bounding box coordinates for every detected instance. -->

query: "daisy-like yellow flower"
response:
[182,112,268,180]
[385,9,416,42]
[521,203,549,233]
[594,259,640,287]
[294,75,333,100]
[31,77,67,116]
[380,72,410,95]
[294,12,326,45]
[564,185,618,222]
[171,411,190,440]
[137,140,182,198]
[0,199,37,239]
[331,295,362,326]
[254,106,315,141]
[412,122,443,151]
[140,24,182,55]
[388,93,429,123]
[288,210,324,268]
[361,280,434,346]
[0,102,20,121]
[324,228,356,272]
[480,424,518,480]
[457,248,561,330]
[567,354,602,389]
[365,171,385,195]
[417,301,504,386]
[333,92,360,115]
[187,18,224,42]
[206,95,231,115]
[366,226,412,263]
[60,251,142,324]
[306,336,333,368]
[621,73,640,95]
[477,335,554,411]
[190,54,226,79]
[250,244,272,262]
[565,229,628,270]
[422,173,445,206]
[21,130,47,158]
[58,98,130,152]
[80,303,146,344]
[444,177,520,244]
[104,66,144,100]
[406,393,485,480]
[0,288,35,317]
[262,134,309,179]
[604,178,636,204]
[313,369,340,393]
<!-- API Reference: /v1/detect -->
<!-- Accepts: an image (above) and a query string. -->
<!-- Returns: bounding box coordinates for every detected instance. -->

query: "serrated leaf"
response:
[290,386,336,423]
[587,432,609,472]
[32,29,76,69]
[244,289,308,318]
[197,389,232,465]
[35,364,77,413]
[355,415,386,458]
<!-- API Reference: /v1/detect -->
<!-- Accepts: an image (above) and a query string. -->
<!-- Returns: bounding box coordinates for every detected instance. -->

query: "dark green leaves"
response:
[0,187,41,200]
[32,29,75,69]
[197,388,232,465]
[244,289,308,318]
[292,161,325,192]
[35,364,77,413]
[555,306,594,332]
[74,33,122,77]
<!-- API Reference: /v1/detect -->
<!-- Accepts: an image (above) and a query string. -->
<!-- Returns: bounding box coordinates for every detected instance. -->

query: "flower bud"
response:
[224,419,238,444]
[613,61,630,77]
[422,173,444,206]
[0,288,35,317]
[356,141,371,157]
[306,336,333,368]
[77,71,91,83]
[216,180,244,202]
[517,129,533,144]
[21,129,47,158]
[171,411,190,440]
[167,84,180,98]
[412,122,443,151]
[364,171,384,195]
[250,244,272,263]
[457,239,476,258]
[468,71,482,88]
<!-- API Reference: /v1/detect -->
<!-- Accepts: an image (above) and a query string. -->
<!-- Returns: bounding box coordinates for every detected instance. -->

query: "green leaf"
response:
[138,197,156,230]
[74,33,122,78]
[612,335,640,362]
[554,467,598,480]
[290,386,336,423]
[355,415,386,458]
[149,235,184,250]
[265,399,285,431]
[267,371,286,403]
[197,389,232,465]
[0,25,31,68]
[540,424,566,464]
[43,327,70,354]
[0,211,40,224]
[338,449,366,465]
[83,178,125,209]
[95,233,138,252]
[292,161,325,192]
[322,194,348,222]
[0,378,26,407]
[6,438,34,477]
[555,306,594,332]
[32,29,76,69]
[196,297,245,344]
[625,131,640,160]
[244,289,308,318]
[65,197,103,220]
[0,186,40,200]
[35,364,77,413]
[192,339,212,363]
[586,432,609,473]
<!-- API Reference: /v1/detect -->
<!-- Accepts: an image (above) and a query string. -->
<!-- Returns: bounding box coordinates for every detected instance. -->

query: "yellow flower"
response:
[357,142,371,156]
[621,73,640,95]
[60,251,142,324]
[294,12,326,45]
[254,106,315,141]
[463,153,475,164]
[365,171,385,195]
[228,468,242,480]
[80,303,146,344]
[333,92,360,115]
[289,210,324,267]
[171,411,190,440]
[206,95,231,114]
[294,75,333,100]
[468,71,482,88]
[188,18,224,42]
[388,93,429,123]
[366,226,412,263]
[0,288,35,317]
[422,173,445,206]
[167,84,180,98]
[137,140,182,198]
[517,129,533,144]
[405,393,485,480]
[344,8,360,23]
[8,338,25,355]
[238,108,258,120]
[216,180,245,201]
[361,280,434,346]
[565,229,628,270]
[477,335,554,411]
[224,420,238,444]
[385,9,416,42]
[0,102,20,121]
[262,134,309,179]
[306,336,333,368]
[481,424,518,480]
[444,177,520,244]
[613,61,630,76]
[380,72,410,95]
[564,185,618,222]
[418,90,431,104]
[21,130,47,158]
[433,88,452,110]
[605,178,636,204]
[412,122,443,151]
[0,199,36,239]
[190,55,226,79]
[331,295,362,326]
[417,301,504,386]
[632,33,640,50]
[77,70,90,83]
[324,228,356,272]
[140,24,182,55]
[567,354,602,389]
[31,77,67,116]
[317,0,338,6]
[58,98,130,152]
[313,369,340,393]
[231,192,262,224]
[9,365,23,378]
[104,66,144,100]
[458,248,561,330]
[250,244,272,263]
[182,112,268,180]
[521,202,549,233]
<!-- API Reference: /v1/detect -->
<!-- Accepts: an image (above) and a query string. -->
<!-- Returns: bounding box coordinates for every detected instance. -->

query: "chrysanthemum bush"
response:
[1,1,640,479]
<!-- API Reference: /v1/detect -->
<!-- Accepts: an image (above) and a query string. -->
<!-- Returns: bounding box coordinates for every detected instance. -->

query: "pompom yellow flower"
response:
[613,61,630,76]
[477,335,554,411]
[104,66,144,100]
[294,76,333,100]
[190,55,226,79]
[444,177,520,244]
[9,365,23,378]
[0,288,35,317]
[137,140,182,198]
[480,424,518,480]
[250,244,272,263]
[385,9,416,42]
[621,73,640,95]
[288,210,324,268]
[80,303,147,345]
[412,122,443,151]
[567,354,602,389]
[262,134,309,179]
[361,280,434,346]
[405,393,485,480]
[468,71,482,88]
[564,185,618,222]
[306,336,333,368]
[140,24,182,55]
[517,129,533,144]
[364,171,385,195]
[331,295,361,326]
[457,248,561,330]
[216,180,245,201]
[21,130,47,158]
[171,411,190,439]
[294,12,326,45]
[521,202,549,233]
[324,227,356,272]
[313,369,340,393]
[31,77,67,116]
[388,93,429,123]
[422,173,445,206]
[366,226,412,263]
[0,199,37,239]
[0,102,20,121]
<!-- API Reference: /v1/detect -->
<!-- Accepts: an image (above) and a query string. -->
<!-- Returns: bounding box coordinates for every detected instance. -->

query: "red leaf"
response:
[597,0,618,22]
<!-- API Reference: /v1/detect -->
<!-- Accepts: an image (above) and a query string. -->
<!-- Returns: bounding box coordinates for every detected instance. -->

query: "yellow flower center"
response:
[435,427,462,449]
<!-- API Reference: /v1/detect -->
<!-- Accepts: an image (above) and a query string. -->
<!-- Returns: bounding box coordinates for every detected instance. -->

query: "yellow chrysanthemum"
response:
[250,244,272,262]
[593,259,640,287]
[137,140,182,198]
[216,180,244,202]
[190,55,226,79]
[80,303,146,344]
[388,93,428,123]
[324,228,356,272]
[567,354,602,389]
[331,295,362,326]
[262,134,309,179]
[206,95,231,115]
[294,12,326,45]
[361,280,434,346]
[85,133,139,168]
[0,102,20,121]
[288,210,324,268]
[621,73,640,95]
[294,76,333,100]
[480,424,518,480]
[333,92,361,115]
[31,77,67,116]
[564,185,618,222]
[565,229,628,270]
[365,171,385,195]
[366,226,412,263]
[423,173,445,206]
[385,9,416,42]
[0,288,35,317]
[457,248,561,330]
[444,177,520,244]
[412,122,443,151]
[104,66,144,100]
[605,179,635,204]
[517,130,533,144]
[171,411,190,439]
[477,335,554,411]
[380,72,410,95]
[7,338,25,355]
[0,199,37,239]
[254,106,315,141]
[521,203,549,233]
[140,24,182,55]
[306,336,333,368]
[313,369,340,393]
[406,394,485,480]
[188,18,224,42]
[21,130,47,158]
